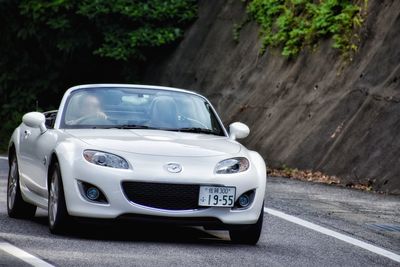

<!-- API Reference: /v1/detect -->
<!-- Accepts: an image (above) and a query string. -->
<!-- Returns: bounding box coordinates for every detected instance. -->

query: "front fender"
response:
[249,150,267,182]
[8,125,22,163]
[52,139,84,213]
[248,150,267,209]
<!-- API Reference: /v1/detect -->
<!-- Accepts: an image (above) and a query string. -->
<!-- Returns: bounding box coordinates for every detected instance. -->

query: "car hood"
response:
[64,129,241,157]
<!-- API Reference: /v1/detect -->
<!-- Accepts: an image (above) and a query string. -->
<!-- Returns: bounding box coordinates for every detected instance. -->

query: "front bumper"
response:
[59,153,266,225]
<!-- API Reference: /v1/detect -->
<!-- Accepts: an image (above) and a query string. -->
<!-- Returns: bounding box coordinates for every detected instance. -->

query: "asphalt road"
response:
[0,157,399,266]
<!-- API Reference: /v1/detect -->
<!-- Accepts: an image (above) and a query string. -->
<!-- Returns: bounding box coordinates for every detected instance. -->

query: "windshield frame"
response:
[55,85,228,137]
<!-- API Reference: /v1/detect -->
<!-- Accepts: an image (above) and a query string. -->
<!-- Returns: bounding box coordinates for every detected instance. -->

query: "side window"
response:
[44,111,57,129]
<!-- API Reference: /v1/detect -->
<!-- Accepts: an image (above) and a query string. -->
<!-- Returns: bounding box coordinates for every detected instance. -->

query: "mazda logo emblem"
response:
[165,163,182,173]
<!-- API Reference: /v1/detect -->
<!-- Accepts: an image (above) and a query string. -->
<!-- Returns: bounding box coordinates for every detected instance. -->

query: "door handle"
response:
[24,130,31,139]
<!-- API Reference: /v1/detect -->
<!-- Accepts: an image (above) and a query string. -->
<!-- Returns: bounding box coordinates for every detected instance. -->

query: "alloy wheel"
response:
[49,172,59,227]
[7,159,18,211]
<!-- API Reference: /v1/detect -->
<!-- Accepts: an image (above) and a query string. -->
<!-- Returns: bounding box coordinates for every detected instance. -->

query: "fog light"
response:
[86,187,100,200]
[238,195,250,207]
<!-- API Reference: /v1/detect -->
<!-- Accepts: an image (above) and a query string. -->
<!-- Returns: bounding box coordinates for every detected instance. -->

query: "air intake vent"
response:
[122,182,201,210]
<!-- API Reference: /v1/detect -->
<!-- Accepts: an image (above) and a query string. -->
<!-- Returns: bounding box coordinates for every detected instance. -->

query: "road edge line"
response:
[0,156,53,266]
[1,156,398,263]
[0,241,54,267]
[264,207,400,263]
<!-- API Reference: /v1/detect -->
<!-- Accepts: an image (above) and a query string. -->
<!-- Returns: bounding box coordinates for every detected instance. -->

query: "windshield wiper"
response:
[109,125,218,135]
[172,127,216,135]
[112,124,155,129]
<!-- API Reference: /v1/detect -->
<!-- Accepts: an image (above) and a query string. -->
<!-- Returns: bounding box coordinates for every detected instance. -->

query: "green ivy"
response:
[236,0,367,58]
[0,0,197,152]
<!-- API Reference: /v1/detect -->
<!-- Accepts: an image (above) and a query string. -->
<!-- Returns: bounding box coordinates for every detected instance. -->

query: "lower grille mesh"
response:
[122,182,200,210]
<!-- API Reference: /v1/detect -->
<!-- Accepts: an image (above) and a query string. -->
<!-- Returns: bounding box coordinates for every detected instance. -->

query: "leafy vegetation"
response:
[235,0,367,58]
[0,0,197,151]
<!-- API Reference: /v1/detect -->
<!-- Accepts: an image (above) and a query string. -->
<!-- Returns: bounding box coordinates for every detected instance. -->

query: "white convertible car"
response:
[7,84,266,244]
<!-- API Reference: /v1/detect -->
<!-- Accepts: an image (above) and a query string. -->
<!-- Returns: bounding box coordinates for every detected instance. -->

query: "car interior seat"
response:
[148,96,179,128]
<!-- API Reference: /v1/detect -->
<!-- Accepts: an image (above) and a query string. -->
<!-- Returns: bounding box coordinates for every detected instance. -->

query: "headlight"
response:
[215,157,249,174]
[83,150,129,169]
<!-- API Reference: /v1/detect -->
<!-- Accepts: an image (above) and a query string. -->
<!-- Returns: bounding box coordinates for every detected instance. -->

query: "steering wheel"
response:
[73,113,109,125]
[179,115,209,128]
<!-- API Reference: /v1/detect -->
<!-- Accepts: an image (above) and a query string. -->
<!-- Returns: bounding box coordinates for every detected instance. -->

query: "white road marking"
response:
[0,157,52,266]
[1,156,398,263]
[264,207,400,263]
[0,241,54,267]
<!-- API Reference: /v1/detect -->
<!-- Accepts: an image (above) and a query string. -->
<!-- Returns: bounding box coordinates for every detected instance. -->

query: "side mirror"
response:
[22,112,47,133]
[229,122,250,140]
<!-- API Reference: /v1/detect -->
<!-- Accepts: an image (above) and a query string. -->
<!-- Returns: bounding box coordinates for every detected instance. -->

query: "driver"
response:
[70,93,107,124]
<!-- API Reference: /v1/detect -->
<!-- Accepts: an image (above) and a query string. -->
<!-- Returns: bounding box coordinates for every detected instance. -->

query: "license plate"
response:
[198,186,236,207]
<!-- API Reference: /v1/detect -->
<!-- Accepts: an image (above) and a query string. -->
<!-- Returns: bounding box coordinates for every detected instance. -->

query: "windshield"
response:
[61,87,225,136]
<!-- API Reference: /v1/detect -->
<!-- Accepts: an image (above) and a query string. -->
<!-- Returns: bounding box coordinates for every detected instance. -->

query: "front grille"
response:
[122,182,200,210]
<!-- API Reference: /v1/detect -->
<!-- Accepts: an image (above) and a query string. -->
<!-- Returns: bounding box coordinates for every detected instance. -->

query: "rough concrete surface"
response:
[144,0,400,194]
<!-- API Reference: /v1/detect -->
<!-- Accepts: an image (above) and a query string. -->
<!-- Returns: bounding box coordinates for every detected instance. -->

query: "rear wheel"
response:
[229,207,263,245]
[7,155,37,218]
[48,162,70,234]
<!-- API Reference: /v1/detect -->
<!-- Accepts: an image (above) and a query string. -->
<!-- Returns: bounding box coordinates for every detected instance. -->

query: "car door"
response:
[18,124,57,198]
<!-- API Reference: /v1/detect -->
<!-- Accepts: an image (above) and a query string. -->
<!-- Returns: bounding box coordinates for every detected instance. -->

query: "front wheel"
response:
[229,207,263,245]
[7,155,37,219]
[48,162,70,234]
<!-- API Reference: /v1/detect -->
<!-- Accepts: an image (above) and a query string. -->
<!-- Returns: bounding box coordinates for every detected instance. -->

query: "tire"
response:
[48,161,70,234]
[7,154,37,219]
[229,207,263,245]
